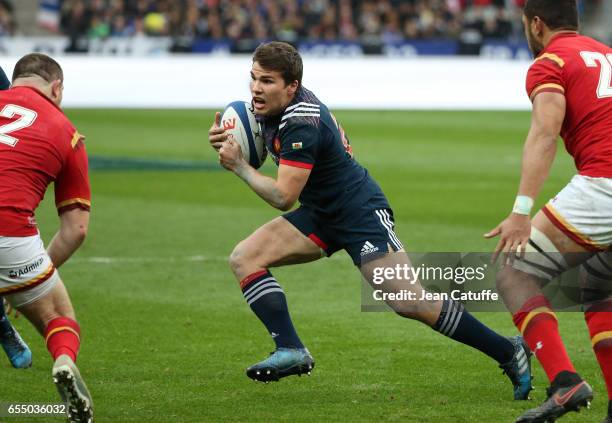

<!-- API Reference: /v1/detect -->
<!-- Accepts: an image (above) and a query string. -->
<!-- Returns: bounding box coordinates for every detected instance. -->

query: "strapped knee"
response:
[512,226,569,281]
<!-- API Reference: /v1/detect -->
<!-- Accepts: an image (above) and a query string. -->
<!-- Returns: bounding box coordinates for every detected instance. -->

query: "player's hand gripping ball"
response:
[220,101,267,169]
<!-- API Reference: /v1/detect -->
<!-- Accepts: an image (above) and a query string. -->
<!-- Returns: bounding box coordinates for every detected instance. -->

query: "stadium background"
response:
[1,1,611,422]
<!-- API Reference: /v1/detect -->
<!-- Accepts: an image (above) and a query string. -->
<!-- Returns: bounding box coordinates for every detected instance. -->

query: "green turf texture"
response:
[1,109,605,423]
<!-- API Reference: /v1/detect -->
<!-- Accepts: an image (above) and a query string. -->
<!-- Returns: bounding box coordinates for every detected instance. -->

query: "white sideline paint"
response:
[1,56,532,110]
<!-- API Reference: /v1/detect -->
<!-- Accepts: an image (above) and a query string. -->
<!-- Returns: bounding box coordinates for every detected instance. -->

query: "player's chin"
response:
[252,103,268,115]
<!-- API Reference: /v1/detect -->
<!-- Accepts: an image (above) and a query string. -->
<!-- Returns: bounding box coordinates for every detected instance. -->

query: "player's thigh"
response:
[230,216,323,276]
[0,235,74,334]
[579,251,612,309]
[16,276,75,335]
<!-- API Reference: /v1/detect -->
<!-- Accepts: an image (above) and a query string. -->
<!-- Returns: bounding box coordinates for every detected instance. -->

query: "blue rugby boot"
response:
[500,335,533,400]
[0,312,32,369]
[246,347,314,382]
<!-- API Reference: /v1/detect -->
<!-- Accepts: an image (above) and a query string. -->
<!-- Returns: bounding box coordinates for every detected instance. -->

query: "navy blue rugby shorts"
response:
[283,202,404,267]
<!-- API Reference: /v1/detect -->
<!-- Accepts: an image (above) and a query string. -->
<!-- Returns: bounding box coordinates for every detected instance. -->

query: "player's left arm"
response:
[485,91,566,260]
[219,139,309,211]
[47,208,90,268]
[49,133,91,267]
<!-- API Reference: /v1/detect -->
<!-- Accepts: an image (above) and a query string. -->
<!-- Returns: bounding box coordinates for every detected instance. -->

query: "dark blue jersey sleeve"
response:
[279,123,319,169]
[0,67,9,90]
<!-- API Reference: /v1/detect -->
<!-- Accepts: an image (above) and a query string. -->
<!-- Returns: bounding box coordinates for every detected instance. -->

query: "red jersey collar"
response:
[10,85,64,113]
[547,31,579,46]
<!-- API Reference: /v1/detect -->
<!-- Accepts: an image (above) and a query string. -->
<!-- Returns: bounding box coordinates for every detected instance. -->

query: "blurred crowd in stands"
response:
[0,0,605,44]
[0,0,14,36]
[55,0,522,41]
[53,0,593,42]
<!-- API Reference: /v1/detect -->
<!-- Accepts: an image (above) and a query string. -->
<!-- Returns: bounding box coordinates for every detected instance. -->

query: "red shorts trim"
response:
[308,233,328,250]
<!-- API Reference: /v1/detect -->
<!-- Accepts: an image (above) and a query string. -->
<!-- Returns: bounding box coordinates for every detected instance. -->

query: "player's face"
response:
[523,15,544,57]
[250,62,298,116]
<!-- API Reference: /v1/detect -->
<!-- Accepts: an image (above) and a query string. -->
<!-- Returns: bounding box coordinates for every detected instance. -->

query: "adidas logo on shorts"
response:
[360,241,379,256]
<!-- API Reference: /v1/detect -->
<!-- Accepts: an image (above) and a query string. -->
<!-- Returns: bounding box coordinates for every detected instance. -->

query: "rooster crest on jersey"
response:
[221,101,267,169]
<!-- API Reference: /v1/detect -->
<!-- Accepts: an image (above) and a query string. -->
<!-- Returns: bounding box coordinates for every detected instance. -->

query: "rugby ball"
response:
[221,101,267,169]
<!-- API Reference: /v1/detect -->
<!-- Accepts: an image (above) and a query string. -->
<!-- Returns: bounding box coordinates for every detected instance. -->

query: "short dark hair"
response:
[253,42,303,87]
[524,0,578,31]
[12,53,63,83]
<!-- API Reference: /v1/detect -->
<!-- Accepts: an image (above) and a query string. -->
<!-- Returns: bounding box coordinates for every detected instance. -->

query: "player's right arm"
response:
[517,92,565,200]
[212,114,316,210]
[485,92,565,261]
[485,52,567,260]
[218,139,310,211]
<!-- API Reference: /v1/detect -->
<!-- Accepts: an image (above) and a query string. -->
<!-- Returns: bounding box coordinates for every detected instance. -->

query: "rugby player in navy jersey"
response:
[0,65,32,369]
[209,41,532,400]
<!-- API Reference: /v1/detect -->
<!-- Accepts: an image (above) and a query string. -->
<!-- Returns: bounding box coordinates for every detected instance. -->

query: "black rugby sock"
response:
[241,270,304,349]
[433,299,514,364]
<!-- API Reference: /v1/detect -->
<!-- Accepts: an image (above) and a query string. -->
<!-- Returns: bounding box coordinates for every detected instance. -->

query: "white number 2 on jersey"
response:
[580,51,612,98]
[0,104,38,147]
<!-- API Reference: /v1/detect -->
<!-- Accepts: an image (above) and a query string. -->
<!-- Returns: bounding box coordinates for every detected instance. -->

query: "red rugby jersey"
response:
[0,86,90,237]
[526,33,612,177]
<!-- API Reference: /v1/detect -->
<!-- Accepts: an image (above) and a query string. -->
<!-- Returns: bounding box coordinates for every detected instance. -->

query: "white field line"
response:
[72,255,227,264]
[72,254,343,265]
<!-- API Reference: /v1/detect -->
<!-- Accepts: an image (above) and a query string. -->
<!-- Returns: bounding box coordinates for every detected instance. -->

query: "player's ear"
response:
[50,79,63,104]
[532,16,544,36]
[287,80,299,96]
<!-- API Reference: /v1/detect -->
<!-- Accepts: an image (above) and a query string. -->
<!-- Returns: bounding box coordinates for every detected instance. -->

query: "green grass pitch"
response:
[1,109,606,422]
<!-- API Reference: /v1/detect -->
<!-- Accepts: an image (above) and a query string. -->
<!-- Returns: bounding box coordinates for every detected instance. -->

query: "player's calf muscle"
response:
[496,267,545,314]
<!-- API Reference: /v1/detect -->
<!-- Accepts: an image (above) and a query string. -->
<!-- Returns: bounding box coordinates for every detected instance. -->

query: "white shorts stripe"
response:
[382,210,403,249]
[375,210,402,250]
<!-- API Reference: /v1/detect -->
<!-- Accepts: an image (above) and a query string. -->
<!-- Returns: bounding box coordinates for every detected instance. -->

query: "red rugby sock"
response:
[44,317,80,362]
[585,309,612,400]
[512,295,576,382]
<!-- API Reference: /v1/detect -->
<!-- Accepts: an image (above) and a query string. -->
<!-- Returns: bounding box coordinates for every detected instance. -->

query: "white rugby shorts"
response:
[0,235,59,308]
[543,174,612,251]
